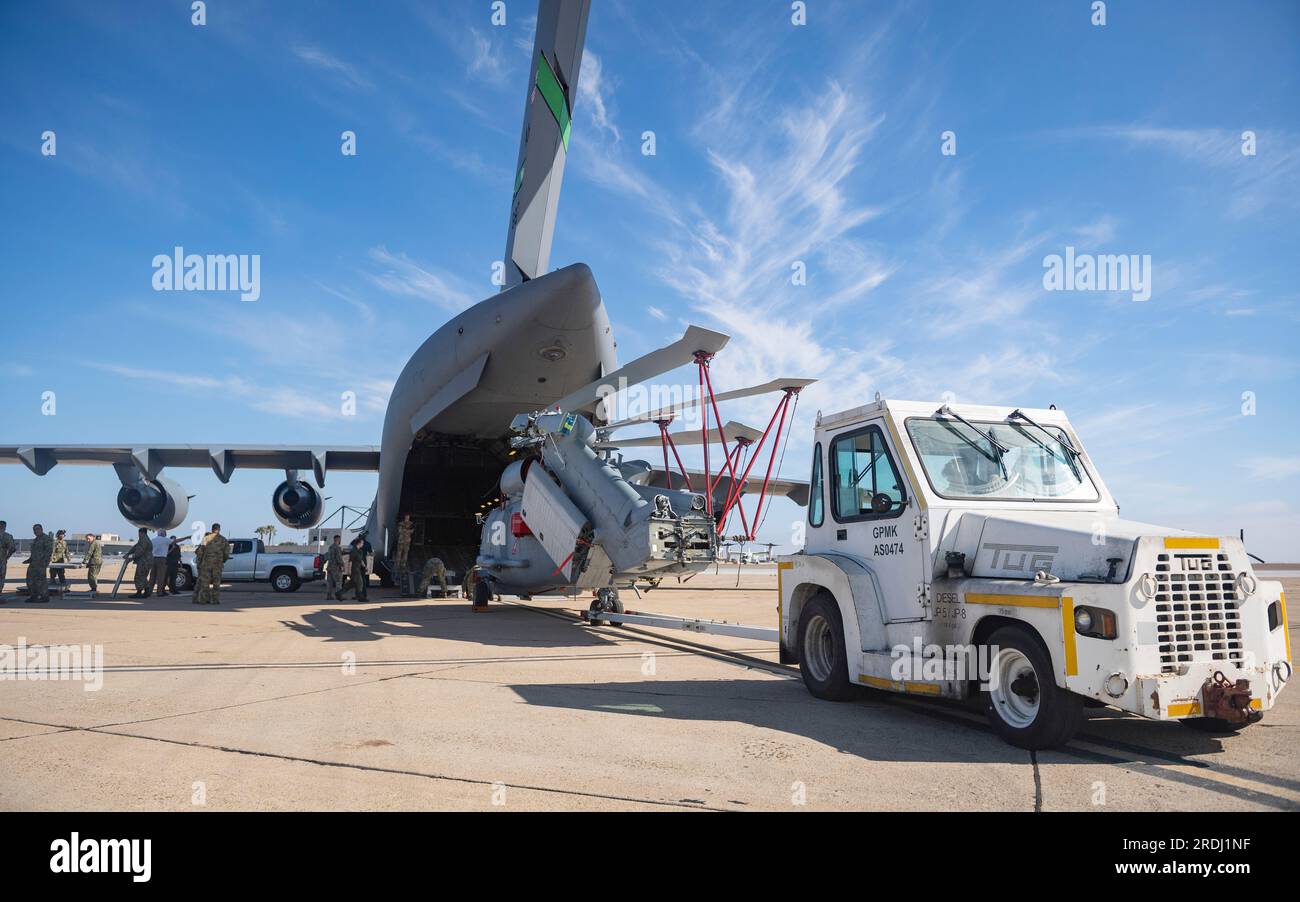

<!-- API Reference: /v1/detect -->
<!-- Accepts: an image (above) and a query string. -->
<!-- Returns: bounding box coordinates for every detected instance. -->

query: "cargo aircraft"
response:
[0,0,809,588]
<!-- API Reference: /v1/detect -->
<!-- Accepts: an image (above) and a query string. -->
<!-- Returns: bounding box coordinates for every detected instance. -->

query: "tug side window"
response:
[808,443,824,527]
[830,425,906,521]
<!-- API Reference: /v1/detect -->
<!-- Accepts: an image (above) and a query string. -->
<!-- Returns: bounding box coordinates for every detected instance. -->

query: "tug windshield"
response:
[905,418,1099,502]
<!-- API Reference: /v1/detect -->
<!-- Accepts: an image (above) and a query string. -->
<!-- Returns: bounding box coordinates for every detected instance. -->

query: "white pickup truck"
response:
[175,539,324,593]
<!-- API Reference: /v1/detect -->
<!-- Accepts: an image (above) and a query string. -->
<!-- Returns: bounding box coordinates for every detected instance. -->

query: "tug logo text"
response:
[982,542,1058,574]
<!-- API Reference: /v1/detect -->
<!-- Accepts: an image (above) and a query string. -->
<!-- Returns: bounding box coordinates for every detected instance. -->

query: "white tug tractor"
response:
[779,399,1292,749]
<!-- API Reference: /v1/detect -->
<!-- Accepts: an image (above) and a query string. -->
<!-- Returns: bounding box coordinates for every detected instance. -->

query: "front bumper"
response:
[1131,664,1285,721]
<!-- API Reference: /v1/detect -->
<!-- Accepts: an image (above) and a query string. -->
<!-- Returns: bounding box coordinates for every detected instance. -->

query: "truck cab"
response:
[779,399,1292,749]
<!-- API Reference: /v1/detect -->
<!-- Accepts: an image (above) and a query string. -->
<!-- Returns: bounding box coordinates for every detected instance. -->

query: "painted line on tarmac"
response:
[31,647,774,676]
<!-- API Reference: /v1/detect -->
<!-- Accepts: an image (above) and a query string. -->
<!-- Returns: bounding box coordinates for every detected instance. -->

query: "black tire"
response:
[587,589,624,625]
[173,568,195,592]
[982,625,1083,750]
[473,577,492,606]
[270,569,301,593]
[797,593,856,701]
[1180,716,1255,735]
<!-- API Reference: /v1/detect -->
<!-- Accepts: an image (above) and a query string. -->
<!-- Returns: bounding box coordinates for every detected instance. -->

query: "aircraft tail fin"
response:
[501,0,591,290]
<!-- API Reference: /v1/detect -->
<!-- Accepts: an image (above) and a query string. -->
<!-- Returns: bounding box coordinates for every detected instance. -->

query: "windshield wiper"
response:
[935,405,1008,477]
[1008,409,1080,468]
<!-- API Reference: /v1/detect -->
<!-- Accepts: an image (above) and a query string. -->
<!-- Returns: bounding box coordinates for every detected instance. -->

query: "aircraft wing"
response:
[0,444,380,486]
[636,467,810,507]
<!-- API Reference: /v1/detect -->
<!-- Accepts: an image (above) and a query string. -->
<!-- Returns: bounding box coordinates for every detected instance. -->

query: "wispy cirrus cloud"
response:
[1242,456,1300,481]
[466,28,511,87]
[291,43,374,91]
[365,246,479,311]
[578,51,619,143]
[86,362,392,421]
[654,82,890,339]
[1059,125,1300,220]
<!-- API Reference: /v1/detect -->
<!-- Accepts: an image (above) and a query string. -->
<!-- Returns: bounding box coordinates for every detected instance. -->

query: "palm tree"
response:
[254,524,277,547]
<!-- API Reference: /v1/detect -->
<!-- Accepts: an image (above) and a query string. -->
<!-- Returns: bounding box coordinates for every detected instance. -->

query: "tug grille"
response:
[1152,552,1243,673]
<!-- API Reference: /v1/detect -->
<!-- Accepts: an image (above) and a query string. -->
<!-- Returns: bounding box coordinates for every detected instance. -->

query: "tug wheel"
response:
[797,593,856,701]
[982,626,1082,750]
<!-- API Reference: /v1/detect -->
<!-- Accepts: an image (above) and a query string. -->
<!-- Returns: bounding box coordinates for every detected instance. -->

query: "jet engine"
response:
[117,475,190,530]
[272,479,324,529]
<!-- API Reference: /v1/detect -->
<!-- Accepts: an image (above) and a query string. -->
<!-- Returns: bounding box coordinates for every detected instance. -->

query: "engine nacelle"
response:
[117,476,190,530]
[272,479,324,529]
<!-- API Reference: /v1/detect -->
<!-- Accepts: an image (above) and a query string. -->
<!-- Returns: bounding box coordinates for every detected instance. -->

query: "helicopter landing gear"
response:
[471,573,493,611]
[587,588,624,625]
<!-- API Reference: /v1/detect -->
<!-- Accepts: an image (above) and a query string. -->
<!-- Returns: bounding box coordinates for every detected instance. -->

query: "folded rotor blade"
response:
[551,324,730,415]
[595,420,762,450]
[605,377,816,428]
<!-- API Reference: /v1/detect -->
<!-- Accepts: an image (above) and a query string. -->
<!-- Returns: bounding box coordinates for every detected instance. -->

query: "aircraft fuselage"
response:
[371,263,616,577]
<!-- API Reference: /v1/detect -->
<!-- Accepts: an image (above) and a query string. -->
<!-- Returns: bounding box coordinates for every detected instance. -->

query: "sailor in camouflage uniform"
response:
[417,556,449,597]
[126,527,153,598]
[394,514,414,585]
[0,521,16,598]
[25,524,54,604]
[325,534,345,600]
[194,523,232,605]
[50,530,69,588]
[348,537,368,602]
[83,533,104,598]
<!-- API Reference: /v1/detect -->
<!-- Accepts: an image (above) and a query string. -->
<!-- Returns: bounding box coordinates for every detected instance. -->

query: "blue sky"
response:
[1,0,1297,558]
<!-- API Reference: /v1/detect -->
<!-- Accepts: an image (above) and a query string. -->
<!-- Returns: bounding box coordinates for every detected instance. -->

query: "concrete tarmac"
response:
[0,567,1296,811]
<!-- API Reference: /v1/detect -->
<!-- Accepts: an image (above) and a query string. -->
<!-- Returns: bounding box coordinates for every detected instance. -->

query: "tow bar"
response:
[1202,671,1261,725]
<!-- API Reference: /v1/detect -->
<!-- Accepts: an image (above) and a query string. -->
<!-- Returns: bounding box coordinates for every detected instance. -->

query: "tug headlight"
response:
[1074,605,1117,639]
